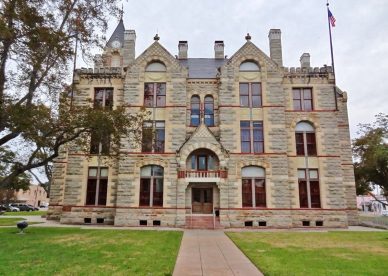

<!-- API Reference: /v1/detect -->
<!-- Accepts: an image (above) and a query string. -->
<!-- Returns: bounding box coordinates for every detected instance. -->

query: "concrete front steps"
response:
[185,215,223,229]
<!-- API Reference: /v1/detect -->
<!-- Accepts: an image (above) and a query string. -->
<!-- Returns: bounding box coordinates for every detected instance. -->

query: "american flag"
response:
[328,9,336,27]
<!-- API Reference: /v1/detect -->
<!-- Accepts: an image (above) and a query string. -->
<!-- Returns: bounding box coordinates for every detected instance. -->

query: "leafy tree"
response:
[0,0,146,188]
[353,113,388,205]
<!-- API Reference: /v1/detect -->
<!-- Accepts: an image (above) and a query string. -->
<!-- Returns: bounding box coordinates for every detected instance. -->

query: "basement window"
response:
[302,220,310,227]
[139,220,147,226]
[316,221,323,227]
[96,218,104,224]
[258,221,267,227]
[244,221,253,227]
[153,220,161,226]
[84,218,92,224]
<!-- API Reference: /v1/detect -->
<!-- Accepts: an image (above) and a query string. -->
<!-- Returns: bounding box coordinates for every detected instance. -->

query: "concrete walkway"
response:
[173,230,263,276]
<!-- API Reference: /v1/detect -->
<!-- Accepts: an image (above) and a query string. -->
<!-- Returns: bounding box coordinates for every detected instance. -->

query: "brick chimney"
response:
[178,41,188,59]
[268,29,283,66]
[214,41,224,59]
[300,53,311,68]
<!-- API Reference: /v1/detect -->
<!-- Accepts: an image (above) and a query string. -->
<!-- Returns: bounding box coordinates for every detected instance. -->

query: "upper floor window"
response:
[140,165,164,207]
[295,122,316,156]
[204,96,214,127]
[242,166,266,207]
[298,169,321,208]
[293,88,313,111]
[94,88,113,109]
[144,83,166,107]
[86,167,108,206]
[190,95,200,126]
[239,61,260,71]
[145,61,166,72]
[240,83,262,107]
[142,121,165,153]
[240,121,264,153]
[188,149,219,171]
[90,131,110,155]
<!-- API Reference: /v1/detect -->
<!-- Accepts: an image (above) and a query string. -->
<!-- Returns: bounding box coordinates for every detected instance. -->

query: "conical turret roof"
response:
[106,19,125,48]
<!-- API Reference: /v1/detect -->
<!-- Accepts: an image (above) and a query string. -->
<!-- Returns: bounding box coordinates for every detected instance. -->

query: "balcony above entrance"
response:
[178,170,228,182]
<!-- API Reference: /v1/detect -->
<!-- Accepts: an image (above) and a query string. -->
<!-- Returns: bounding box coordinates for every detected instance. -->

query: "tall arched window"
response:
[295,122,316,156]
[204,95,214,126]
[190,95,200,126]
[241,166,266,207]
[140,165,164,207]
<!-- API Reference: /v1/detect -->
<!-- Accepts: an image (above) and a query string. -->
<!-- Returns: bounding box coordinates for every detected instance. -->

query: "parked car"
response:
[10,203,34,212]
[27,204,39,211]
[7,205,20,212]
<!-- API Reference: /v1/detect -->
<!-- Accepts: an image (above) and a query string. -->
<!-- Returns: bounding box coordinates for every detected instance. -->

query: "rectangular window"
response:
[240,83,262,108]
[144,83,166,107]
[240,121,264,153]
[141,121,165,153]
[295,132,317,156]
[242,178,266,207]
[86,167,108,206]
[90,131,110,155]
[94,88,113,109]
[298,169,321,208]
[139,178,151,206]
[293,88,313,111]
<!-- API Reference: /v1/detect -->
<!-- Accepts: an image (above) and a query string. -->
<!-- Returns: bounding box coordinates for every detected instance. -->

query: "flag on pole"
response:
[328,9,336,27]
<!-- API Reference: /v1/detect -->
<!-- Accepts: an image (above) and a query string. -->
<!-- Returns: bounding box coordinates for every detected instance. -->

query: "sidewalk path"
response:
[173,230,263,276]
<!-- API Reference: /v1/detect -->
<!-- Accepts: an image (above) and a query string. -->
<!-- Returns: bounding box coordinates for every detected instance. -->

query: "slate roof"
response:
[179,58,227,79]
[106,19,125,48]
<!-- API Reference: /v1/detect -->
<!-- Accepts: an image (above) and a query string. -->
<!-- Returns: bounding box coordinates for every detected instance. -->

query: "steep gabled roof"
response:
[106,19,125,48]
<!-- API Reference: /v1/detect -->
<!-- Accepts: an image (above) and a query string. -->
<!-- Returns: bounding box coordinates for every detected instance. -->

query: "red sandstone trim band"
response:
[219,207,357,211]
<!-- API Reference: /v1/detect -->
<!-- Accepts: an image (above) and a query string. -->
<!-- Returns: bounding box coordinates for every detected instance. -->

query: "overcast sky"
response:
[103,0,388,138]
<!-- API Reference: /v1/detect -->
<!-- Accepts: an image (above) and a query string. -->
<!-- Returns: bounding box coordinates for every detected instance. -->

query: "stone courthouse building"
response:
[47,19,357,228]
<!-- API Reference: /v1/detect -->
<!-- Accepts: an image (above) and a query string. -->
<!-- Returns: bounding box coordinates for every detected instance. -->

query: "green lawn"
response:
[0,227,183,276]
[228,231,388,276]
[2,211,47,216]
[0,217,28,226]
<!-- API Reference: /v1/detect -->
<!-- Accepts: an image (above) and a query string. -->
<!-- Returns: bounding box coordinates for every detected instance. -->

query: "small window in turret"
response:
[146,61,166,72]
[94,88,113,109]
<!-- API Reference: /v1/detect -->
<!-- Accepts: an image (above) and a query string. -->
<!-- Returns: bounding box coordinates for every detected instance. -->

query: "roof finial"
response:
[245,33,251,41]
[154,33,160,41]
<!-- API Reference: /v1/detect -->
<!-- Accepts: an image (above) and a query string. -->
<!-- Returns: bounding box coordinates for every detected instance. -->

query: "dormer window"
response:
[239,61,260,71]
[146,61,167,72]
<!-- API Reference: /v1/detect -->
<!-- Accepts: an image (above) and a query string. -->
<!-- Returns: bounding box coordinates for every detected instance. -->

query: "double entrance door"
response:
[192,188,213,214]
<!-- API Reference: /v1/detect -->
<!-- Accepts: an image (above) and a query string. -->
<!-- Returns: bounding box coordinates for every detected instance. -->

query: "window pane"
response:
[255,179,266,207]
[252,96,261,107]
[100,168,108,177]
[295,133,305,155]
[153,178,163,206]
[198,156,207,170]
[191,155,196,170]
[251,83,260,95]
[208,155,215,170]
[156,95,166,107]
[241,142,250,153]
[253,142,264,153]
[298,169,306,179]
[141,166,152,177]
[303,99,313,111]
[293,89,302,110]
[307,133,317,156]
[89,168,98,177]
[310,181,321,208]
[98,179,107,205]
[240,96,249,107]
[298,180,308,208]
[140,179,151,206]
[94,89,104,108]
[86,179,97,205]
[144,84,154,107]
[240,121,250,128]
[152,166,164,176]
[204,115,214,126]
[242,179,253,207]
[154,128,165,153]
[293,89,301,99]
[309,169,318,179]
[239,83,249,95]
[242,166,265,177]
[104,89,113,109]
[303,89,312,99]
[141,128,152,152]
[156,83,166,95]
[293,99,302,110]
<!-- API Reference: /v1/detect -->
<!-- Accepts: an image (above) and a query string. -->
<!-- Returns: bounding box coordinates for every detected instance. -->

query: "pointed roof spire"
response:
[106,17,125,48]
